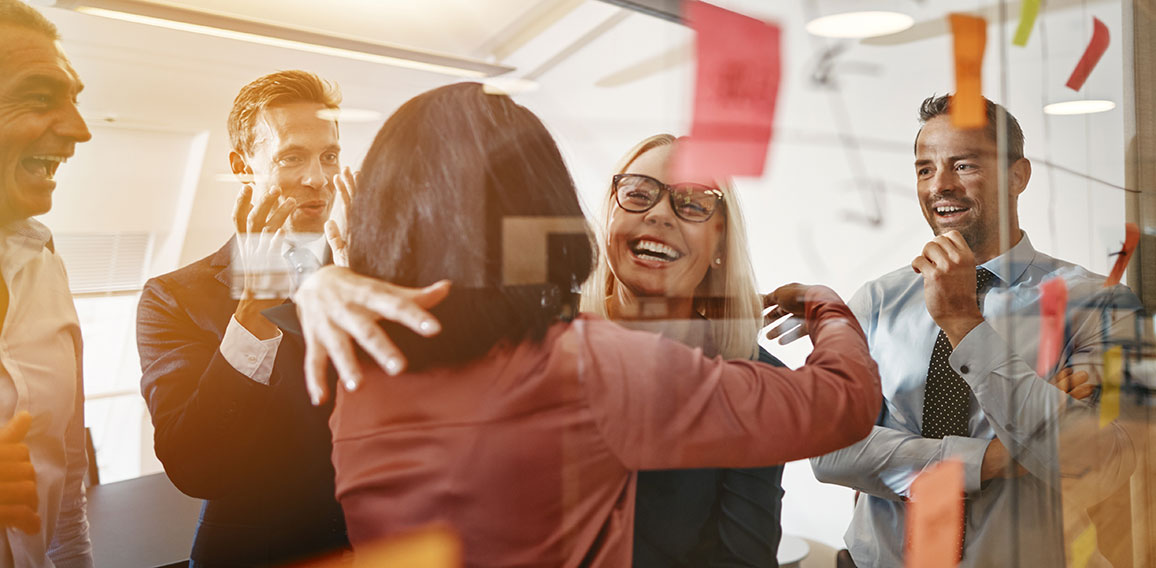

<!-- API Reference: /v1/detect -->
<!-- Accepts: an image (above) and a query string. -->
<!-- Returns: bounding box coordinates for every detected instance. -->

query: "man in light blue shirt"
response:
[810,94,1142,567]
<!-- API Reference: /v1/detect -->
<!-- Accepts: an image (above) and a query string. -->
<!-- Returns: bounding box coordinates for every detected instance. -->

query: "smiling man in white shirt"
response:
[0,0,94,565]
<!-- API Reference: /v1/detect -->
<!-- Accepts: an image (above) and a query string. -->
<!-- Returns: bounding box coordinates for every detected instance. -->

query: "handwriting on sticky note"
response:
[1012,0,1040,46]
[1070,524,1098,568]
[906,460,964,568]
[1100,346,1122,428]
[1066,17,1109,91]
[673,1,780,181]
[949,14,987,129]
[1036,278,1068,376]
[1105,222,1139,287]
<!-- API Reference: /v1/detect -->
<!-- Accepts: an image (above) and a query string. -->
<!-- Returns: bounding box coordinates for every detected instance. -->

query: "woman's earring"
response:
[713,257,723,266]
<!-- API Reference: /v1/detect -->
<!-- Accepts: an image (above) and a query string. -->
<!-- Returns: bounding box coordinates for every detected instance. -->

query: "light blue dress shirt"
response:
[811,233,1143,568]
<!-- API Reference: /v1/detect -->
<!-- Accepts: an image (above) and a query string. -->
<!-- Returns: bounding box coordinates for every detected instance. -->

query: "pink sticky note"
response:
[1105,222,1139,287]
[673,1,780,181]
[906,460,965,568]
[1036,278,1068,376]
[1066,17,1109,91]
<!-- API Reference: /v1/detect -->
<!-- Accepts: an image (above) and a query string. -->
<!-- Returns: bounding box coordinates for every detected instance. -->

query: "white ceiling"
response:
[37,0,1132,295]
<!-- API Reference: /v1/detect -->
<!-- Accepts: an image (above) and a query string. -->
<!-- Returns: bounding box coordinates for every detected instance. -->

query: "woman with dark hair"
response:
[307,82,881,566]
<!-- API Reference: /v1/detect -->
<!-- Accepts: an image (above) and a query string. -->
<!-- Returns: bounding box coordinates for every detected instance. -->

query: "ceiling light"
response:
[805,11,914,39]
[1043,100,1116,115]
[315,108,384,123]
[39,0,513,78]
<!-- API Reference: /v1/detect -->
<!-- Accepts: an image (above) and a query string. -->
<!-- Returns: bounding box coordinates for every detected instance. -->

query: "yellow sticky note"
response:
[1100,346,1122,428]
[1012,0,1040,46]
[1070,524,1098,568]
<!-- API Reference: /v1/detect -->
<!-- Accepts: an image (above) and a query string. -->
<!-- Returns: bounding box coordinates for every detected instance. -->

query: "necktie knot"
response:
[975,266,996,293]
[285,245,322,292]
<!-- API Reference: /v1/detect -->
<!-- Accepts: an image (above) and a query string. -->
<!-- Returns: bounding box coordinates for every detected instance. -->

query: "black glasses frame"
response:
[611,173,724,223]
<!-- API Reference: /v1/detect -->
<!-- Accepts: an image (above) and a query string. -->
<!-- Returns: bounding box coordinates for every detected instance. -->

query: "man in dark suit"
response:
[136,70,351,566]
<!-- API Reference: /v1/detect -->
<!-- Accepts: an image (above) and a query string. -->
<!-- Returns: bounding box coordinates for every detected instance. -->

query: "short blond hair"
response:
[580,134,761,360]
[227,70,341,156]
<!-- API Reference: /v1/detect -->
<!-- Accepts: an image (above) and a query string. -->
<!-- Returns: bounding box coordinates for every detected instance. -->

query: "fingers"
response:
[0,505,40,534]
[779,323,810,344]
[335,167,355,204]
[0,462,35,483]
[1069,383,1095,400]
[246,186,282,232]
[766,283,806,316]
[0,413,31,444]
[358,281,447,336]
[0,480,36,508]
[941,230,971,253]
[233,185,254,234]
[264,197,297,234]
[302,326,332,406]
[324,220,347,259]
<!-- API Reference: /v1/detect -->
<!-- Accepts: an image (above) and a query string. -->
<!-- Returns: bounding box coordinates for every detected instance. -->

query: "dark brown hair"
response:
[915,94,1025,162]
[227,70,340,156]
[350,82,594,370]
[0,0,58,39]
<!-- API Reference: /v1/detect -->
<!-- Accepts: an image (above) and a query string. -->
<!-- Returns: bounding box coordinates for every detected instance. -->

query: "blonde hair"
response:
[580,134,761,360]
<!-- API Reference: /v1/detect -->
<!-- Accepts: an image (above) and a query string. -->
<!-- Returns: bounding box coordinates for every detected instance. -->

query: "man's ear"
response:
[1009,157,1031,197]
[228,151,254,183]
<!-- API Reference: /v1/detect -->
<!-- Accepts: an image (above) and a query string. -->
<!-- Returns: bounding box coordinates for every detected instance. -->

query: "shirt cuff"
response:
[220,315,283,385]
[947,321,1007,390]
[941,435,991,495]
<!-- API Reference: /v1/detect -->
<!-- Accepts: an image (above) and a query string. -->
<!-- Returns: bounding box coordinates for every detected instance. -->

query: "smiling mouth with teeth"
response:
[934,205,969,216]
[629,239,683,263]
[21,155,67,180]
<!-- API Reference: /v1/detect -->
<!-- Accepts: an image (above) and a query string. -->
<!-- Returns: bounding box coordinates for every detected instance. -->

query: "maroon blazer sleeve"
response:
[577,287,881,470]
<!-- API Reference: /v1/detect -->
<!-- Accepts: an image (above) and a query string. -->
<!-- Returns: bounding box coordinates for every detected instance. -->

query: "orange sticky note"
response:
[673,1,781,181]
[1036,278,1068,376]
[906,460,965,568]
[1100,346,1122,428]
[1105,222,1139,287]
[949,14,987,129]
[298,525,462,568]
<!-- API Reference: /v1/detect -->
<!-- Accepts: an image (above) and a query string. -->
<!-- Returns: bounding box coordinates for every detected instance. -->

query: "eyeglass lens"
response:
[615,175,718,222]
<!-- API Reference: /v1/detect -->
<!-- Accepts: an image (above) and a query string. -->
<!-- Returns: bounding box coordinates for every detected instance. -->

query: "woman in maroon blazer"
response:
[319,82,880,567]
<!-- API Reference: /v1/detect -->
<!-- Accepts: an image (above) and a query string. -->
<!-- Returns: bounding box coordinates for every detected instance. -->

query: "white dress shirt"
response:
[219,237,326,385]
[0,219,92,568]
[812,233,1142,568]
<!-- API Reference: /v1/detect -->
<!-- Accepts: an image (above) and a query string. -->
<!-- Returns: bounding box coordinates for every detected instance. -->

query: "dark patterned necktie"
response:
[921,267,996,439]
[919,267,996,560]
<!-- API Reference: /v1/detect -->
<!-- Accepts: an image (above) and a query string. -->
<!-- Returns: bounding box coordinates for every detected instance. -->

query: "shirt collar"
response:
[1,217,52,249]
[979,231,1037,286]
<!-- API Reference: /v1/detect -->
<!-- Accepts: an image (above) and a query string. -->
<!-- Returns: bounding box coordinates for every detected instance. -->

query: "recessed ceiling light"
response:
[805,11,914,39]
[1043,100,1116,115]
[315,108,384,122]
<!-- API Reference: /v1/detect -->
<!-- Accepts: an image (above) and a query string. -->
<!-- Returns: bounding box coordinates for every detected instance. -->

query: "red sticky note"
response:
[1105,222,1139,287]
[673,1,780,181]
[949,14,987,129]
[1036,278,1069,376]
[906,460,965,568]
[1066,17,1109,91]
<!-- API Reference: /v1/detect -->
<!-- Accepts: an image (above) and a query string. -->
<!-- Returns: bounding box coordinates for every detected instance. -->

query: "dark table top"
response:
[87,472,201,568]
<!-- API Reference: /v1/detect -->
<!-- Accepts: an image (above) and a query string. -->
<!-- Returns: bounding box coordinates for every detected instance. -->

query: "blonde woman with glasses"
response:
[582,134,785,567]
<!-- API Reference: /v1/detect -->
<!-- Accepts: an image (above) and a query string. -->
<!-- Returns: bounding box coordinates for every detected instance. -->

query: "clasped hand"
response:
[911,231,985,347]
